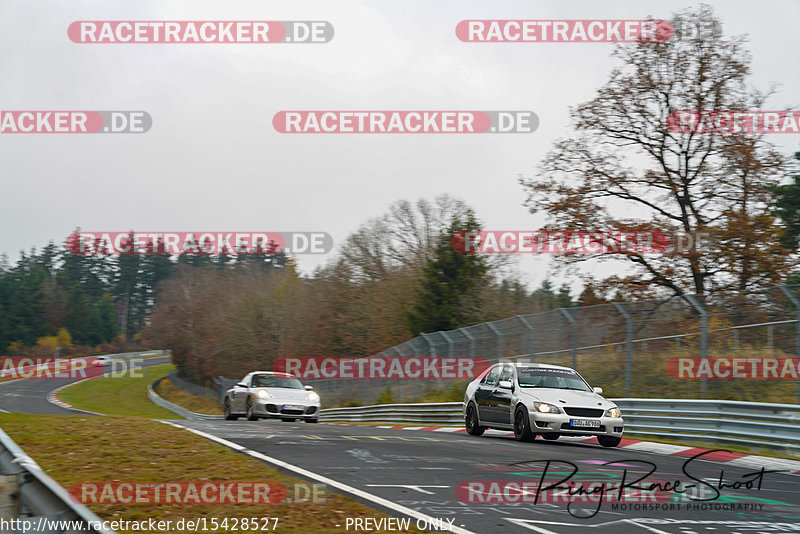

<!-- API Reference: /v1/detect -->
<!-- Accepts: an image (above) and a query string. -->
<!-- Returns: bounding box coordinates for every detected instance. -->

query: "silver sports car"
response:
[223,371,321,423]
[463,362,623,447]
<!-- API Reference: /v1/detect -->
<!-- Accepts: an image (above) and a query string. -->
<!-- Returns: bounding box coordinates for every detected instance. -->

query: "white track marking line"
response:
[159,421,477,534]
[621,442,693,455]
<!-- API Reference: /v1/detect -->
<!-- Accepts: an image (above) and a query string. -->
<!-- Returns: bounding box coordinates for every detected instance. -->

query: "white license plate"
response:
[570,419,600,428]
[283,404,303,411]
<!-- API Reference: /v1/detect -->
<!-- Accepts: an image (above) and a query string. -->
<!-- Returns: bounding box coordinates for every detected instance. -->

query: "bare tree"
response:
[339,194,469,280]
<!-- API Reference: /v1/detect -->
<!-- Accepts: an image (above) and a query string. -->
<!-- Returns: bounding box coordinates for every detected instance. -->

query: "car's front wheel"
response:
[597,436,622,448]
[465,404,485,436]
[513,407,536,442]
[305,418,318,424]
[542,433,560,441]
[224,399,239,421]
[246,398,258,421]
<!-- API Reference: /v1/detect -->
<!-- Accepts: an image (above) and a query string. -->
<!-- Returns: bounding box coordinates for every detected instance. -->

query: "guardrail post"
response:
[559,308,578,369]
[420,333,440,391]
[613,303,633,396]
[683,294,708,396]
[391,347,407,400]
[778,285,800,404]
[459,327,476,358]
[409,339,424,401]
[516,315,535,361]
[439,331,455,358]
[487,322,503,362]
[420,332,437,357]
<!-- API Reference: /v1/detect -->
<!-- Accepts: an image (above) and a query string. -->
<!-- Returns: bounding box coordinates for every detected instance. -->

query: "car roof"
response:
[508,363,576,371]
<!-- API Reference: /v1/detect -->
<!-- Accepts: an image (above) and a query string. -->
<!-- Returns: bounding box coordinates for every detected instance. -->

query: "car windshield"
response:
[516,367,592,392]
[251,375,304,389]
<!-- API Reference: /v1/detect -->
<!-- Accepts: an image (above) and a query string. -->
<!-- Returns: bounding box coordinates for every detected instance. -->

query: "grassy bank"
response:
[0,414,426,534]
[57,363,178,418]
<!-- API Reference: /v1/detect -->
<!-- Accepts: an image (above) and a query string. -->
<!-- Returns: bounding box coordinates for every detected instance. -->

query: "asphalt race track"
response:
[3,359,800,533]
[172,419,800,534]
[0,355,172,415]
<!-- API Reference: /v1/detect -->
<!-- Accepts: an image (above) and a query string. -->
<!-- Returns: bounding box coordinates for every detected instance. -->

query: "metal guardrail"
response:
[148,377,223,420]
[613,398,800,452]
[104,349,171,360]
[0,428,116,534]
[320,399,800,454]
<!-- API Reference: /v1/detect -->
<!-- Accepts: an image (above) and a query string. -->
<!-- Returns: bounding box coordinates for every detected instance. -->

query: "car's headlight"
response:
[307,392,320,402]
[605,407,621,418]
[533,402,561,414]
[256,390,273,400]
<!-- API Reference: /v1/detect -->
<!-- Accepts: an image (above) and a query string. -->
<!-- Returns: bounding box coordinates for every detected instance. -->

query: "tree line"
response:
[0,237,287,356]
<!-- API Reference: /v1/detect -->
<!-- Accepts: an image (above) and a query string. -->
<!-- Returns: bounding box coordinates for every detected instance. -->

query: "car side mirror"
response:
[498,380,513,390]
[237,382,247,388]
[304,385,314,390]
[593,387,603,395]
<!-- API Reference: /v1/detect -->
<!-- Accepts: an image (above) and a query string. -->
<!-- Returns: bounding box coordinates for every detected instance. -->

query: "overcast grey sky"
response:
[1,0,798,290]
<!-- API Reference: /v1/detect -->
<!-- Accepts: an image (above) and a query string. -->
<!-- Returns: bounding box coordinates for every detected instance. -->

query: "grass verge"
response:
[154,378,223,415]
[0,414,427,534]
[57,364,178,419]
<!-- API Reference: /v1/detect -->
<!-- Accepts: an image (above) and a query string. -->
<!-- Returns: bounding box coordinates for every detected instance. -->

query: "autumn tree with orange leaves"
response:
[521,5,793,297]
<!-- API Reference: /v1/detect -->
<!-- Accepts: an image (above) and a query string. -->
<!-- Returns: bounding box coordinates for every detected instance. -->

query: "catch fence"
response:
[167,285,800,407]
[305,285,800,405]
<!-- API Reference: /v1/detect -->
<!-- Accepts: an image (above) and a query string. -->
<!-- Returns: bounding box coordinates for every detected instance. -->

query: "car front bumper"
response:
[251,399,321,420]
[529,410,624,436]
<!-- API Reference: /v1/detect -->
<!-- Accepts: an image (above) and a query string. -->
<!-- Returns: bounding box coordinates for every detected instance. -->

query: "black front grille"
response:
[305,406,318,414]
[561,423,606,432]
[266,404,278,413]
[564,407,604,417]
[281,409,304,415]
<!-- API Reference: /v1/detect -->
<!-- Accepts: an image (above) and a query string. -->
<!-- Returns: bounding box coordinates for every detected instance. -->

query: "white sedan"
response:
[223,371,321,423]
[463,363,623,447]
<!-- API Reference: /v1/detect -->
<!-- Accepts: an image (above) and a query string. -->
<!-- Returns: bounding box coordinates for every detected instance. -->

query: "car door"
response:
[230,375,250,412]
[473,365,500,422]
[489,365,515,425]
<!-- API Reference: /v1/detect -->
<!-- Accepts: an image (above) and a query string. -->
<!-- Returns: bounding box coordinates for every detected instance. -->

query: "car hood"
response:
[519,388,613,408]
[252,387,311,401]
